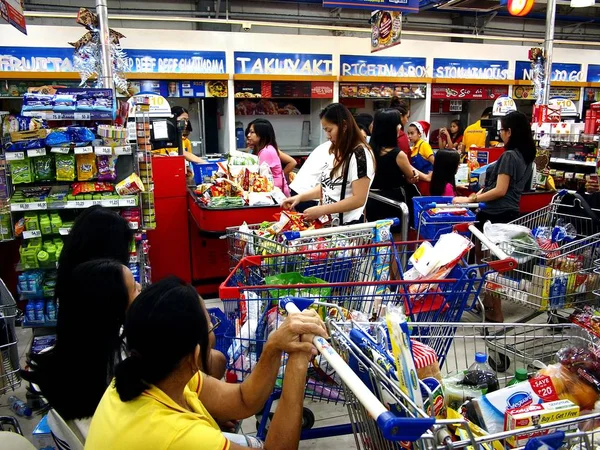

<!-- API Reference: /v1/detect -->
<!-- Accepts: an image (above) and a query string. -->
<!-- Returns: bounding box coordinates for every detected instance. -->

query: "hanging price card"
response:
[51,147,70,154]
[27,148,47,157]
[74,146,93,155]
[94,146,113,156]
[6,152,25,161]
[23,230,42,239]
[114,146,132,156]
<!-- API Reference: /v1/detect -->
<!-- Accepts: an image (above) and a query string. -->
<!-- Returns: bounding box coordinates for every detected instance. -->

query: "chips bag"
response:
[76,153,97,181]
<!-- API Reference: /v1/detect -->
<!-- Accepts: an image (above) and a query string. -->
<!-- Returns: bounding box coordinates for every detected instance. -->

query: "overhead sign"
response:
[0,47,74,72]
[433,58,510,80]
[431,84,508,100]
[371,11,402,53]
[515,61,583,82]
[234,52,333,76]
[587,64,600,83]
[493,96,517,116]
[340,55,427,78]
[322,0,419,13]
[1,0,27,35]
[127,93,171,117]
[513,85,580,101]
[549,97,578,117]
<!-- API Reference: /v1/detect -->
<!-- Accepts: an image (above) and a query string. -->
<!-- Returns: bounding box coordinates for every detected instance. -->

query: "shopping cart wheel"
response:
[255,408,315,431]
[488,354,510,373]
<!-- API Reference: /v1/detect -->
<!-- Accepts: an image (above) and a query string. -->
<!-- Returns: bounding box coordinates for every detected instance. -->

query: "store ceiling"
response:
[20,0,600,43]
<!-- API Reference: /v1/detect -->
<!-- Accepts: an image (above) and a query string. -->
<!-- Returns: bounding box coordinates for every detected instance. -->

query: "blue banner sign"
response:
[588,65,600,83]
[515,61,583,82]
[340,55,427,78]
[322,0,419,13]
[234,52,333,76]
[0,47,226,74]
[433,58,510,80]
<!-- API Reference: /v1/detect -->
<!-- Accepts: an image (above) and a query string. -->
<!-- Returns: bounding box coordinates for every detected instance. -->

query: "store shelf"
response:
[10,196,138,212]
[550,157,596,167]
[21,111,114,121]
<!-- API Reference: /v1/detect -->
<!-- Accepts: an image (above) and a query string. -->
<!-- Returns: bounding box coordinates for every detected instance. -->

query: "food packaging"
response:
[412,340,442,381]
[115,173,145,196]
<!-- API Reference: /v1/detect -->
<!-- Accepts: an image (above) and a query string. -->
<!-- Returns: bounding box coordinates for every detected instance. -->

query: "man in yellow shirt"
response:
[462,107,493,149]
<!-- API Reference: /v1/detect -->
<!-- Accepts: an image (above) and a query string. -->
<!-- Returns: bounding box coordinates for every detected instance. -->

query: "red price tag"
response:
[529,375,559,401]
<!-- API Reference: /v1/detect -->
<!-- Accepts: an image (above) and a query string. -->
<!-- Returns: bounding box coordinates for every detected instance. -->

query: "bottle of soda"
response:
[462,352,500,393]
[8,396,32,417]
[507,368,529,387]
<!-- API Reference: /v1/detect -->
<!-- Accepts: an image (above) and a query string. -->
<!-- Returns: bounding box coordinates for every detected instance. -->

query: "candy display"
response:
[55,154,76,181]
[71,181,115,196]
[76,153,97,181]
[97,155,117,181]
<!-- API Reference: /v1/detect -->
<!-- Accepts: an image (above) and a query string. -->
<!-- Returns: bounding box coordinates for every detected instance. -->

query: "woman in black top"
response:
[366,108,424,234]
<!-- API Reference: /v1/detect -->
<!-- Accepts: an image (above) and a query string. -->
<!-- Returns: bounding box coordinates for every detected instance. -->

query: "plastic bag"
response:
[264,272,331,298]
[55,154,76,181]
[33,155,55,182]
[483,222,540,263]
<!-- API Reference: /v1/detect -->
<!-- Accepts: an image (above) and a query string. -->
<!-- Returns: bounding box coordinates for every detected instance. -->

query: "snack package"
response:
[53,94,76,111]
[115,173,145,196]
[55,154,76,181]
[258,162,275,192]
[411,340,442,381]
[33,155,55,182]
[9,159,34,184]
[76,153,97,181]
[97,155,117,181]
[71,182,115,196]
[21,93,53,111]
[447,407,503,450]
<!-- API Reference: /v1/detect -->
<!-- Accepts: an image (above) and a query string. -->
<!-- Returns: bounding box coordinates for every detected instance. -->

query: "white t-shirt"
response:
[289,141,332,195]
[320,146,375,224]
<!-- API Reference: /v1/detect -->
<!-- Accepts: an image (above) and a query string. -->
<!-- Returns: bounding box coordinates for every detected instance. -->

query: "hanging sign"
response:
[507,0,535,16]
[549,97,578,117]
[127,93,171,117]
[370,11,402,53]
[514,61,583,82]
[234,52,333,76]
[587,64,600,83]
[322,0,419,13]
[513,85,580,101]
[1,0,27,35]
[431,84,508,100]
[433,59,510,80]
[340,55,427,78]
[493,96,517,116]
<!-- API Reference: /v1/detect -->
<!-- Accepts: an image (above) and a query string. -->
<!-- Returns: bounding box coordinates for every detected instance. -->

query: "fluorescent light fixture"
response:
[570,0,594,7]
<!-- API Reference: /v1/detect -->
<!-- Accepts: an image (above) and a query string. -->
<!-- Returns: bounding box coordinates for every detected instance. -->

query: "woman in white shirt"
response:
[283,103,375,225]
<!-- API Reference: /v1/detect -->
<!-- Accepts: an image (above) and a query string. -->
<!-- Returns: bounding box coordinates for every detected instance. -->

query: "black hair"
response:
[55,206,133,304]
[320,103,371,179]
[115,277,211,402]
[357,123,370,137]
[481,107,493,118]
[354,113,374,132]
[449,120,464,141]
[171,105,192,133]
[370,108,401,158]
[247,118,279,154]
[390,97,407,109]
[430,149,461,196]
[500,111,536,165]
[28,259,130,420]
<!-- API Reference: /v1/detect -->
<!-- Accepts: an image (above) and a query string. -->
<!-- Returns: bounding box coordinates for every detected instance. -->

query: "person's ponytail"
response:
[115,354,148,402]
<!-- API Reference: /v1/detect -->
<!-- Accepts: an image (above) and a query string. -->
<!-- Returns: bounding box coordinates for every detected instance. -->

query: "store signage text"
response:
[322,0,420,13]
[431,84,508,100]
[234,52,333,76]
[0,46,74,72]
[340,55,427,78]
[433,58,510,80]
[124,50,226,74]
[587,64,600,83]
[515,61,583,82]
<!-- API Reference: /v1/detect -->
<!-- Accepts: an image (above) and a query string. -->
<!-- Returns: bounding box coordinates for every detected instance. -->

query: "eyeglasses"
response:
[208,313,221,334]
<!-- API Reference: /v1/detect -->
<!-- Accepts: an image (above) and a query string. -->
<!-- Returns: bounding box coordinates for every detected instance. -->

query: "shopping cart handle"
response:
[426,202,485,210]
[466,224,518,272]
[377,411,435,442]
[281,217,400,241]
[279,296,315,313]
[558,189,568,197]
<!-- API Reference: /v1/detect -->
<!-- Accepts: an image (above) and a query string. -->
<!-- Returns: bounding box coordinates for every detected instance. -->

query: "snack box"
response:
[505,399,579,447]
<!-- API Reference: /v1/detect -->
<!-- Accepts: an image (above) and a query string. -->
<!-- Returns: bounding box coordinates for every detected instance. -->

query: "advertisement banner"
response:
[431,84,508,100]
[1,0,27,35]
[587,64,600,83]
[234,52,333,76]
[340,55,427,78]
[514,61,583,82]
[433,58,510,80]
[513,85,580,101]
[121,80,225,98]
[340,83,425,99]
[311,82,334,98]
[322,0,419,14]
[233,80,332,99]
[370,11,402,53]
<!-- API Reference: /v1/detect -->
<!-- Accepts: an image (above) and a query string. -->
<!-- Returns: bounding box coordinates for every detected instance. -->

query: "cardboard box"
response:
[505,399,579,447]
[32,415,58,450]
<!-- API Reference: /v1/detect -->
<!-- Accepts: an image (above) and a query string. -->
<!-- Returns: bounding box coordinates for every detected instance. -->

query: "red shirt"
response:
[440,133,463,149]
[397,130,411,158]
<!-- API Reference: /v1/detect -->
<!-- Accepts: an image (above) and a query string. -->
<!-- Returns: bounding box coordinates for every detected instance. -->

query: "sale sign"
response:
[371,10,402,53]
[431,84,508,100]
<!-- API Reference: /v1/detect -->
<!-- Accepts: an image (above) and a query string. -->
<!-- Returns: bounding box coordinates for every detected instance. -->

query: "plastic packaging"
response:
[8,396,32,417]
[55,153,76,181]
[507,368,529,387]
[25,301,35,322]
[46,300,57,321]
[34,299,45,321]
[463,352,499,393]
[33,155,55,182]
[76,153,97,181]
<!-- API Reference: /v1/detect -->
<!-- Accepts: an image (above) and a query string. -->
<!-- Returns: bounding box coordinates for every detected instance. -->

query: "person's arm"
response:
[438,136,445,150]
[282,185,321,210]
[279,151,297,177]
[395,152,419,182]
[303,176,370,221]
[199,310,326,421]
[183,150,207,164]
[453,174,510,204]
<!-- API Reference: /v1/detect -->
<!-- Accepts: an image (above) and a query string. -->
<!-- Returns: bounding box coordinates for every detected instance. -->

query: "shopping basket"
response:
[413,197,481,241]
[225,216,408,268]
[329,319,600,450]
[480,190,600,314]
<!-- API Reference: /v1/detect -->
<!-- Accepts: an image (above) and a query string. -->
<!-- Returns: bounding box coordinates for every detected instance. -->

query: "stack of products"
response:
[136,121,151,151]
[21,90,112,114]
[19,271,58,326]
[97,124,127,146]
[19,238,64,270]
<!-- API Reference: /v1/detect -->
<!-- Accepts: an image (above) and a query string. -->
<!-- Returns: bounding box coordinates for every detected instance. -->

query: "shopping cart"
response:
[329,319,600,450]
[0,278,20,395]
[480,190,600,318]
[218,231,514,440]
[225,213,409,268]
[413,197,482,241]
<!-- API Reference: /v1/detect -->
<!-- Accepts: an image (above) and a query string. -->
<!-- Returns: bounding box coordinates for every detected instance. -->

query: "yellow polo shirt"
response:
[462,120,487,149]
[85,372,229,450]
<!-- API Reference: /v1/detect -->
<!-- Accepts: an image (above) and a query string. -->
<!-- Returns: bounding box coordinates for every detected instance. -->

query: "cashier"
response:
[171,106,206,164]
[462,107,492,150]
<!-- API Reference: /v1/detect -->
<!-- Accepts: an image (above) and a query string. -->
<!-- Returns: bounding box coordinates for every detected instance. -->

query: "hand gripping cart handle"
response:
[279,296,436,442]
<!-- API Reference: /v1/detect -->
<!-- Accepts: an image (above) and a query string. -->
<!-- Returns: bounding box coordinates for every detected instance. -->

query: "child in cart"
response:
[86,277,327,450]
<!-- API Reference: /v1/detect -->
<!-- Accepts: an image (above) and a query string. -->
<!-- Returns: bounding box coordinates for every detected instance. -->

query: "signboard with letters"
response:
[433,58,510,80]
[340,55,427,78]
[515,61,583,82]
[234,52,333,76]
[432,84,508,100]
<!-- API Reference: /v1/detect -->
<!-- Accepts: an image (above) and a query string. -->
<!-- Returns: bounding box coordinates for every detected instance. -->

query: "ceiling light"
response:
[570,0,594,7]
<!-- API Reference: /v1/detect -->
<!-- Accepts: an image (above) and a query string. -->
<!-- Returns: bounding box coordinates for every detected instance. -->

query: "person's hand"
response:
[407,171,419,184]
[452,196,471,204]
[282,196,300,210]
[303,205,325,221]
[268,309,327,356]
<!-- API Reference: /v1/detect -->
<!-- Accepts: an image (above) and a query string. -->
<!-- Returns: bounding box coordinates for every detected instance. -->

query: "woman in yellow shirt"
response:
[86,277,327,450]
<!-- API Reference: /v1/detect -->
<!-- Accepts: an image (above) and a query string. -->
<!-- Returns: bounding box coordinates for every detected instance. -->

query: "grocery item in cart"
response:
[483,222,540,264]
[463,352,500,393]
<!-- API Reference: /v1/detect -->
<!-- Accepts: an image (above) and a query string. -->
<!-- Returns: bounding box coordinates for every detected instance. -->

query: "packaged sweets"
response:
[115,173,145,195]
[9,159,34,184]
[76,153,97,181]
[33,155,55,182]
[55,154,76,181]
[97,155,117,181]
[71,182,115,196]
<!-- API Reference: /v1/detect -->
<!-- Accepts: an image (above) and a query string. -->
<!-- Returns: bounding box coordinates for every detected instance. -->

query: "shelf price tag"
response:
[59,227,71,236]
[92,199,103,206]
[120,198,137,207]
[94,146,113,156]
[114,146,132,156]
[128,221,139,230]
[74,200,87,208]
[47,113,63,120]
[74,146,93,155]
[102,199,120,207]
[129,255,139,264]
[6,152,25,161]
[23,230,42,239]
[33,202,48,210]
[51,147,70,154]
[74,112,91,120]
[27,148,47,157]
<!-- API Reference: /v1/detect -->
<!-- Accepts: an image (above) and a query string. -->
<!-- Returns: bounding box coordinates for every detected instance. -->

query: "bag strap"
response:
[339,153,351,225]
